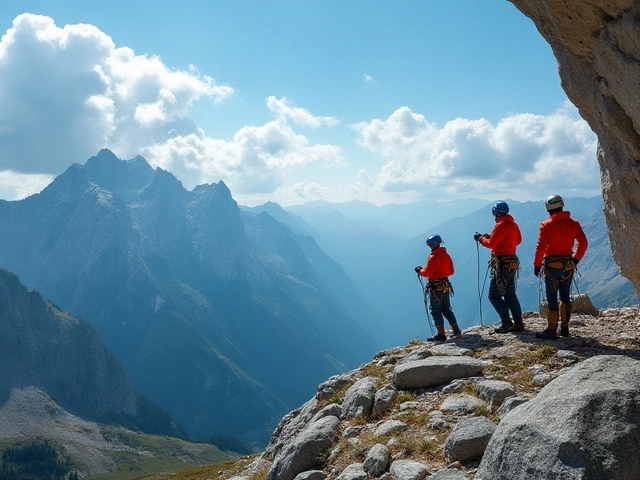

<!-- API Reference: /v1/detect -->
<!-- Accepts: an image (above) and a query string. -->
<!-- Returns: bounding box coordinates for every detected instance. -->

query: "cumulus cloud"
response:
[364,74,374,84]
[351,102,599,199]
[266,96,339,128]
[0,13,232,175]
[143,107,345,193]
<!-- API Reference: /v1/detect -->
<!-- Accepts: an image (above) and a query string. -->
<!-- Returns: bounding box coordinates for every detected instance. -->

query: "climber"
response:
[415,234,462,342]
[533,195,588,339]
[474,201,524,333]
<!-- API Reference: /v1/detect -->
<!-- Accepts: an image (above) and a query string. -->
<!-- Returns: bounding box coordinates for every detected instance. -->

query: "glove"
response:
[473,232,482,242]
[534,265,541,277]
[414,266,422,273]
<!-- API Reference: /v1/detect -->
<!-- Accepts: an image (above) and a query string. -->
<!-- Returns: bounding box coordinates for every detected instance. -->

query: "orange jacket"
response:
[478,214,522,257]
[418,246,454,281]
[534,211,588,267]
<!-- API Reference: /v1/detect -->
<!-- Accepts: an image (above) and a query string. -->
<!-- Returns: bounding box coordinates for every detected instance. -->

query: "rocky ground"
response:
[208,303,640,480]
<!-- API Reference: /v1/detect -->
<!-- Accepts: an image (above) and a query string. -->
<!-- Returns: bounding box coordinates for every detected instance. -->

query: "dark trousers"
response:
[489,267,522,326]
[429,289,457,328]
[545,266,573,311]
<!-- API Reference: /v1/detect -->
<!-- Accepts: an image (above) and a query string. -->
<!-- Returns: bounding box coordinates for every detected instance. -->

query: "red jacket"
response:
[534,211,588,267]
[418,246,454,281]
[479,214,522,257]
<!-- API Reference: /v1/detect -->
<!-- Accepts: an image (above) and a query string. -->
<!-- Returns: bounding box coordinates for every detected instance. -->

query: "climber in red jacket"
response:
[415,234,461,342]
[474,201,524,333]
[533,195,588,339]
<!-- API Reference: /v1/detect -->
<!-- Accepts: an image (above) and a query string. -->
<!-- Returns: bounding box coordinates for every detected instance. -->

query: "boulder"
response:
[265,398,319,458]
[473,379,516,407]
[540,294,598,318]
[293,472,326,480]
[311,403,342,423]
[393,357,484,390]
[267,416,340,480]
[496,396,529,419]
[374,419,407,437]
[429,344,473,356]
[363,443,390,477]
[440,395,486,414]
[341,377,377,420]
[372,383,398,416]
[389,459,431,480]
[316,374,356,402]
[476,355,640,479]
[444,416,496,464]
[429,469,471,480]
[336,463,367,480]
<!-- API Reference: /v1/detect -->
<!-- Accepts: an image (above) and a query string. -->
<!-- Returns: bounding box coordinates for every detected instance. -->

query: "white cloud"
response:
[364,74,374,84]
[266,96,339,128]
[0,13,232,175]
[143,103,345,194]
[352,102,599,200]
[0,171,54,200]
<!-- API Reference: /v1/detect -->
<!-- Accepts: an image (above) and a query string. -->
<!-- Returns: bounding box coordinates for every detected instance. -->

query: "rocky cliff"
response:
[211,304,640,480]
[507,0,640,296]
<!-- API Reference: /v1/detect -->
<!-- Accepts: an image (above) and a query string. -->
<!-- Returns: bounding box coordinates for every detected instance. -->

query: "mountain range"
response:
[0,149,380,445]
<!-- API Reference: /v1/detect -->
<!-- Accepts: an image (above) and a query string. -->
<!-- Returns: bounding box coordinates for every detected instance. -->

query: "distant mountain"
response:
[0,149,379,444]
[0,268,179,436]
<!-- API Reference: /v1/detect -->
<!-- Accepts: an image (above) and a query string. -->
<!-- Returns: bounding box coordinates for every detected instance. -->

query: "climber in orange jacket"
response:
[415,234,461,342]
[534,195,588,339]
[474,201,524,333]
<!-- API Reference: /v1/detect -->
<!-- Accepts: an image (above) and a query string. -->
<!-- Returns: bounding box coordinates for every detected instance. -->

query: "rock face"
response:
[476,355,640,479]
[508,0,640,295]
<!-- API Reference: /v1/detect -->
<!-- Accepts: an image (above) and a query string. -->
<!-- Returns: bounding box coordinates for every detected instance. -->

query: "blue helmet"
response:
[492,201,509,215]
[426,234,442,246]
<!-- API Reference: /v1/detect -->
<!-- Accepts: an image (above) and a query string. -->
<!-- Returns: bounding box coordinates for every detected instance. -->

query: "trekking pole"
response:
[418,275,436,337]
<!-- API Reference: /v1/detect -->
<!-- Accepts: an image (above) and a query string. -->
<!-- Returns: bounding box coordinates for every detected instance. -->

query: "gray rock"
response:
[532,372,555,386]
[442,378,471,394]
[539,294,598,318]
[496,396,529,419]
[293,471,326,480]
[372,383,398,416]
[444,416,496,464]
[316,374,355,402]
[477,355,640,479]
[429,469,471,479]
[341,426,363,439]
[374,419,407,437]
[429,419,451,430]
[399,401,421,411]
[389,459,431,480]
[440,394,486,414]
[267,415,340,480]
[341,377,377,420]
[336,463,367,480]
[311,403,342,423]
[363,443,390,477]
[265,398,319,458]
[429,344,473,356]
[399,346,433,364]
[393,357,484,390]
[473,379,515,407]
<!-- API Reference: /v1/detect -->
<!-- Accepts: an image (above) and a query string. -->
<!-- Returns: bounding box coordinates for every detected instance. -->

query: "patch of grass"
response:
[458,382,479,397]
[133,455,259,480]
[395,391,418,405]
[398,411,429,427]
[360,363,390,387]
[408,338,422,346]
[79,427,233,480]
[482,344,562,390]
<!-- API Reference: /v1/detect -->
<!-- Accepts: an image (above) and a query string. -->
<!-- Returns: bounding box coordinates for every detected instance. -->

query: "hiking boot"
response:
[507,324,525,333]
[451,324,462,336]
[427,334,447,342]
[535,328,558,340]
[494,323,514,334]
[560,325,569,337]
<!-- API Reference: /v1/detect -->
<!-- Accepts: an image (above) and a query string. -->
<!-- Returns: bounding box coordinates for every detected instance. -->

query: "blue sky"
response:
[0,0,600,205]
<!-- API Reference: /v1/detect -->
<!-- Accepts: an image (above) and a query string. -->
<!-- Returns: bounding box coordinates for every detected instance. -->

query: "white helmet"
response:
[545,194,564,211]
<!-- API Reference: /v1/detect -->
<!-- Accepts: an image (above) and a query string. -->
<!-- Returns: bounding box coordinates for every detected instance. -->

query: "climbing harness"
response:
[491,254,520,296]
[417,274,436,337]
